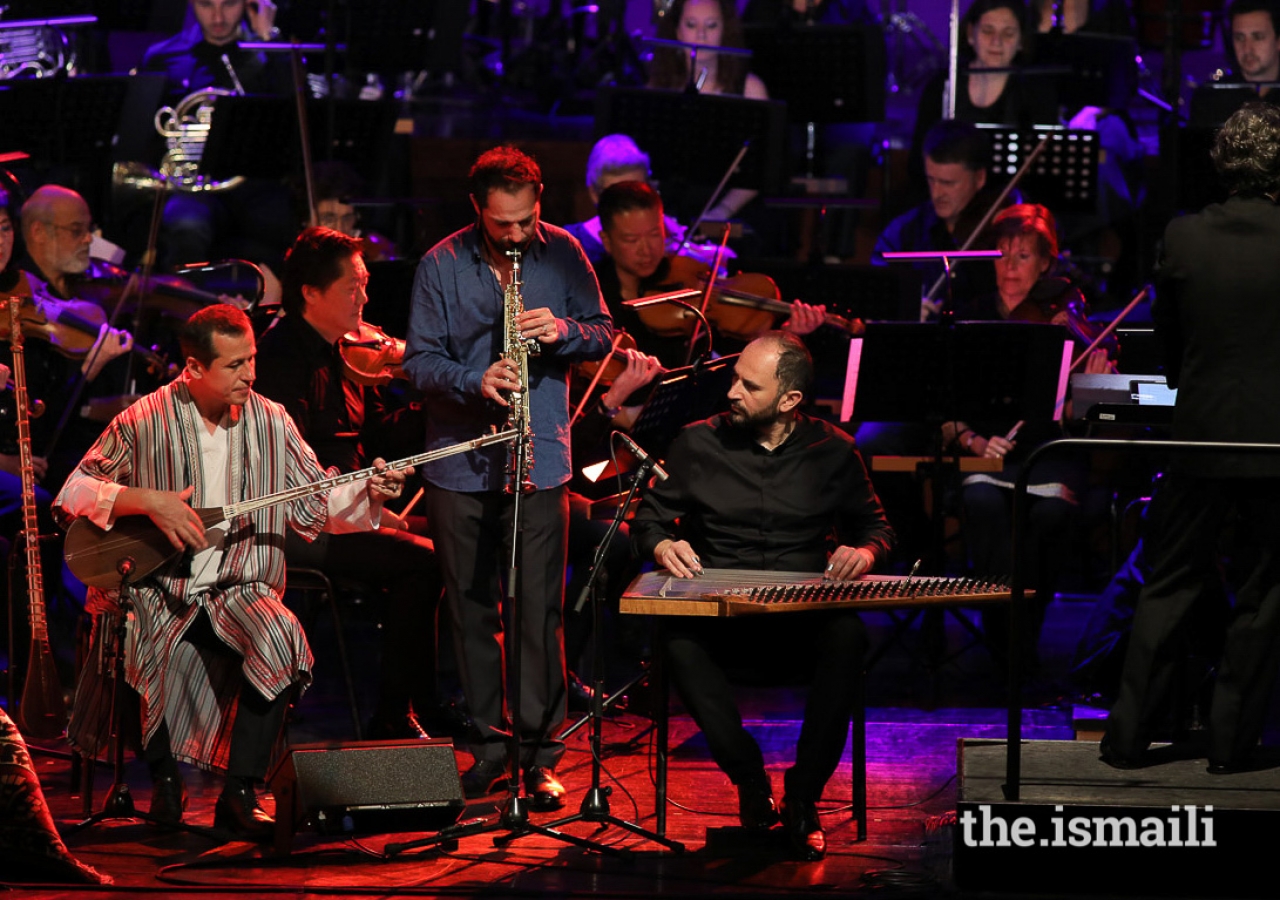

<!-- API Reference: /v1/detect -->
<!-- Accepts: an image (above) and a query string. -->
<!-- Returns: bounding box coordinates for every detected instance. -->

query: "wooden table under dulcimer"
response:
[621,568,1028,841]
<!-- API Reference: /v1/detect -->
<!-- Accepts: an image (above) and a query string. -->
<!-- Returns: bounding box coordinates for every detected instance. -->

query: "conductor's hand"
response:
[783,300,826,337]
[826,545,875,581]
[518,307,563,346]
[654,538,703,579]
[367,458,409,511]
[481,358,521,406]
[148,485,207,552]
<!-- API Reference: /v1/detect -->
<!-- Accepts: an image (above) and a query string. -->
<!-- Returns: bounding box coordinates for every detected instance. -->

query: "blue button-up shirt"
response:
[404,221,613,492]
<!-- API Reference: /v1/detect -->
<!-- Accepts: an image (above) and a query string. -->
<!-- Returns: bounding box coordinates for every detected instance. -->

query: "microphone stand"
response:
[502,454,684,853]
[63,557,220,841]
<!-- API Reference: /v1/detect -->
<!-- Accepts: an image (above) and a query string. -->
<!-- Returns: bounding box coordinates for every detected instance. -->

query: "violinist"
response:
[594,180,825,372]
[945,203,1110,669]
[9,186,135,489]
[254,226,448,741]
[873,120,1006,319]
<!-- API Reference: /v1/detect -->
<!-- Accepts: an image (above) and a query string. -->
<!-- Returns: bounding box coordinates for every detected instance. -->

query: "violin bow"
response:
[675,140,751,260]
[570,331,626,427]
[685,222,733,366]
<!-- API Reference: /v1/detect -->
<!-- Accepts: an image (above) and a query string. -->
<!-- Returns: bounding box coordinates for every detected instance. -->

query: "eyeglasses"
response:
[49,221,95,240]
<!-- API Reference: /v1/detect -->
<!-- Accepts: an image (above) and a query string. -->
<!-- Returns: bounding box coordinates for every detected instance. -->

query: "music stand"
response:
[1031,32,1139,112]
[594,87,787,195]
[841,321,1072,427]
[629,354,739,462]
[202,97,399,187]
[742,24,886,124]
[977,125,1100,215]
[1188,81,1277,127]
[284,1,467,78]
[0,76,128,170]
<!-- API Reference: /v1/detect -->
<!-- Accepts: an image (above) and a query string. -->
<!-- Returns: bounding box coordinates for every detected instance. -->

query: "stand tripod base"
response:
[62,780,223,842]
[513,785,684,855]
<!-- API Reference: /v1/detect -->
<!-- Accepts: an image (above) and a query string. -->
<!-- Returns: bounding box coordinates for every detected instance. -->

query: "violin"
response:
[577,329,641,384]
[77,258,222,320]
[1007,277,1120,362]
[629,255,775,342]
[340,321,406,386]
[0,272,174,379]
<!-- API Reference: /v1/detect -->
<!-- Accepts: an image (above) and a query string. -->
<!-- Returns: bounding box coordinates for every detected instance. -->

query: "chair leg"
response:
[323,588,363,741]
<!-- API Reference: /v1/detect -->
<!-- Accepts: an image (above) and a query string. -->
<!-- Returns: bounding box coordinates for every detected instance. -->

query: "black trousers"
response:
[664,609,866,803]
[1106,475,1280,764]
[136,610,290,781]
[285,524,442,723]
[424,485,568,768]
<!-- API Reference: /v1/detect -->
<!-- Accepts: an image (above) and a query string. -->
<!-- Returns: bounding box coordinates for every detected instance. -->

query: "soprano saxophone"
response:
[502,247,538,493]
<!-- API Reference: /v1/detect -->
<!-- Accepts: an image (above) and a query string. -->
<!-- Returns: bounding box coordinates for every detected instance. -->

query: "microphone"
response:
[616,433,669,482]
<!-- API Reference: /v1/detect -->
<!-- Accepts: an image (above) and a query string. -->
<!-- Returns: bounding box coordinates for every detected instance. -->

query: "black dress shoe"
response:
[1098,737,1147,770]
[780,796,825,861]
[524,766,566,811]
[736,777,779,831]
[213,783,274,842]
[460,758,509,799]
[149,773,187,825]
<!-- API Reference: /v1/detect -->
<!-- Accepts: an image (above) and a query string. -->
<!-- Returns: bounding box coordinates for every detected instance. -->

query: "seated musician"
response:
[564,134,686,267]
[54,304,408,840]
[138,0,296,270]
[1223,0,1280,98]
[10,185,135,490]
[254,226,445,740]
[943,203,1112,667]
[305,161,400,262]
[594,180,825,372]
[631,331,894,861]
[874,120,1006,320]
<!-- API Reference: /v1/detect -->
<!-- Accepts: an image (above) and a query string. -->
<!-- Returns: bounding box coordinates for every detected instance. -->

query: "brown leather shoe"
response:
[524,766,566,811]
[213,782,274,842]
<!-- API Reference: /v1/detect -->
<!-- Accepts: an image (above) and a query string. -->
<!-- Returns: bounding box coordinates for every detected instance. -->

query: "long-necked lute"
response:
[63,428,518,589]
[8,296,68,739]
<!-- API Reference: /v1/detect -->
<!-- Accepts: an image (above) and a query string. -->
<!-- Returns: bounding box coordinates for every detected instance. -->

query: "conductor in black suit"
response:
[1102,102,1280,773]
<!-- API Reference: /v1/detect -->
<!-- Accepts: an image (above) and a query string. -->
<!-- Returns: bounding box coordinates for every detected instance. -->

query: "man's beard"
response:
[727,396,782,431]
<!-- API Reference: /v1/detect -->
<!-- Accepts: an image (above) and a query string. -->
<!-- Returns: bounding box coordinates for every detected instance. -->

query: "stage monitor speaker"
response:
[269,738,465,851]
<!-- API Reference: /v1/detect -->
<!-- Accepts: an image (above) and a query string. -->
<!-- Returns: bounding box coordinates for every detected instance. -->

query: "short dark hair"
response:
[762,331,813,397]
[1212,101,1280,195]
[923,119,991,172]
[597,180,664,234]
[281,226,363,317]
[1228,0,1280,33]
[963,0,1028,47]
[469,146,543,208]
[180,304,252,367]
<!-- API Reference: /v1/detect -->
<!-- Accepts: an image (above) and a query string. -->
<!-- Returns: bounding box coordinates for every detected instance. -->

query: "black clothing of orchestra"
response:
[631,413,893,801]
[1105,194,1280,768]
[254,313,442,732]
[140,28,290,103]
[593,254,700,371]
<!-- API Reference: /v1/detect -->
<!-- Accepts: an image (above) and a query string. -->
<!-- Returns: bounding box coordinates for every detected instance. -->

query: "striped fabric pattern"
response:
[57,380,332,772]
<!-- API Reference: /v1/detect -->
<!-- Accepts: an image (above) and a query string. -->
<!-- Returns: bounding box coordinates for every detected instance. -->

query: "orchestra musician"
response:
[563,134,693,268]
[631,332,894,861]
[138,0,297,270]
[1103,102,1280,774]
[254,226,445,741]
[873,120,1006,319]
[1224,0,1280,98]
[942,203,1111,668]
[647,0,767,231]
[12,186,135,489]
[593,180,826,372]
[403,146,613,810]
[55,303,408,840]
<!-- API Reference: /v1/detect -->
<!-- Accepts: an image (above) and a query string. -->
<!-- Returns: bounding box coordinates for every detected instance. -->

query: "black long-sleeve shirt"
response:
[631,412,894,572]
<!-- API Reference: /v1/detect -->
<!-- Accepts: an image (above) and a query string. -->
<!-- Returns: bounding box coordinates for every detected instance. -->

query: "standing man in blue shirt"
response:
[404,146,613,810]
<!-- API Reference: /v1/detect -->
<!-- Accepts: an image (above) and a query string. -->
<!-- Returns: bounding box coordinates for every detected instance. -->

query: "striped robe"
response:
[55,379,332,773]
